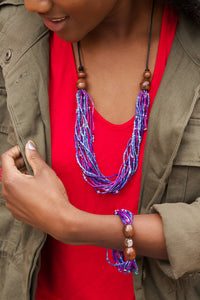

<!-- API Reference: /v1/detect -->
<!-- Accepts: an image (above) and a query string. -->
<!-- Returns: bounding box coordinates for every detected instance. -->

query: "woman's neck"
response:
[85,0,164,44]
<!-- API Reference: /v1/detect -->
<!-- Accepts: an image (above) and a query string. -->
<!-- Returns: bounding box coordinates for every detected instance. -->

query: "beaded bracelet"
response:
[106,209,139,274]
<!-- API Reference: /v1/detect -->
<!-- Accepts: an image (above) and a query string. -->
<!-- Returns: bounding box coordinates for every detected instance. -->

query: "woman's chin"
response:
[54,30,87,43]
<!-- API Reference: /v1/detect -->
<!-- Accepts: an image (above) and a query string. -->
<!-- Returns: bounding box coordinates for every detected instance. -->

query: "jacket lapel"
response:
[138,17,200,213]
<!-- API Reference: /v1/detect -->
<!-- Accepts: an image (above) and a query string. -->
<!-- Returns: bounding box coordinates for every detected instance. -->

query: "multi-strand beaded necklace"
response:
[74,0,155,194]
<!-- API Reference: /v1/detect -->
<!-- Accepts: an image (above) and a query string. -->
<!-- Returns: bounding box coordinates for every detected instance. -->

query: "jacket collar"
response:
[138,15,200,213]
[177,14,200,67]
[0,0,23,5]
[0,6,48,76]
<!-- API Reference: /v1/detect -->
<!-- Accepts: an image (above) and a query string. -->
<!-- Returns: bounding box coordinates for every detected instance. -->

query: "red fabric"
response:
[36,7,177,300]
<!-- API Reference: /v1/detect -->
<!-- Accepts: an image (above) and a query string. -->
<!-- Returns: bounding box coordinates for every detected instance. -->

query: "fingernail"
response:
[26,140,36,150]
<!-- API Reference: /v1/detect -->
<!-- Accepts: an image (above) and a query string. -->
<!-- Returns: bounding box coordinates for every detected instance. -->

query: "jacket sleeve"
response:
[152,198,200,279]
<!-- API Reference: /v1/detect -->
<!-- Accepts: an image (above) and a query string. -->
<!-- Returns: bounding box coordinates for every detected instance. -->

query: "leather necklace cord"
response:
[146,0,155,71]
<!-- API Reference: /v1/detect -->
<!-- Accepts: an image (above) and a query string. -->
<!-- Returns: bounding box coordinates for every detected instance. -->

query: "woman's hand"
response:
[1,141,71,241]
[1,142,168,259]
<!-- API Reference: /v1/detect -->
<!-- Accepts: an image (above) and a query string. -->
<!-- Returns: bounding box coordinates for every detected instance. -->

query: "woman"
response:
[0,0,200,299]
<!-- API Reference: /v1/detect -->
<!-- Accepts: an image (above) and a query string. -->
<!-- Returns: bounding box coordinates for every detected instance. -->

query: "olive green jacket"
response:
[0,1,200,299]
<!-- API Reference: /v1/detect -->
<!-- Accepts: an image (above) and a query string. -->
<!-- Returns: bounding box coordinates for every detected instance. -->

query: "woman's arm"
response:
[62,205,168,260]
[1,143,168,260]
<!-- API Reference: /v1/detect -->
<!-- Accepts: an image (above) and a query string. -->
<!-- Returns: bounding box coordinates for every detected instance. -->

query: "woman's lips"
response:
[42,16,69,32]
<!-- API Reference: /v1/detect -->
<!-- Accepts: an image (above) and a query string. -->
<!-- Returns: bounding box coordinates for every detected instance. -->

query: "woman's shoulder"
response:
[0,1,47,36]
[0,1,48,40]
[0,2,49,71]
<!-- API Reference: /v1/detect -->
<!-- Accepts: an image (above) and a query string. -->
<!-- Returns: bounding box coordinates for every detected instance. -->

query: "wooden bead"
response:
[124,247,136,261]
[78,71,86,78]
[123,224,135,238]
[140,79,151,91]
[76,78,87,90]
[143,70,151,79]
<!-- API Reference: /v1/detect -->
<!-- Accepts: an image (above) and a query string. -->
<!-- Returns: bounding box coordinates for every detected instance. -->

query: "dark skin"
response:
[1,0,168,260]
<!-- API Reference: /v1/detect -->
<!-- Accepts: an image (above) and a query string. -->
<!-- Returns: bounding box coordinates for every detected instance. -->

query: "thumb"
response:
[25,140,46,176]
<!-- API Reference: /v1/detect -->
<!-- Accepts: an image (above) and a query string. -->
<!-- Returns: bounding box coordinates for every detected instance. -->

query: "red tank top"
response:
[36,7,177,300]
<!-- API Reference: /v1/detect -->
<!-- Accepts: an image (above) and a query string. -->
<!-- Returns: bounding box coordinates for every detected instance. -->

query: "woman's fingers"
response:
[1,145,22,178]
[15,156,26,170]
[1,141,48,180]
[25,140,48,176]
[0,146,27,181]
[21,169,29,175]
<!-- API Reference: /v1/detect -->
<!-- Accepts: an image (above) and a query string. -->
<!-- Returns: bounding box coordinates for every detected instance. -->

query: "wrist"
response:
[51,201,79,244]
[56,205,125,248]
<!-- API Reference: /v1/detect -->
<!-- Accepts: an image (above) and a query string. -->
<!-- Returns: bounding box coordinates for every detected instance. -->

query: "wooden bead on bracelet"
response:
[123,224,136,261]
[123,224,135,238]
[124,247,136,261]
